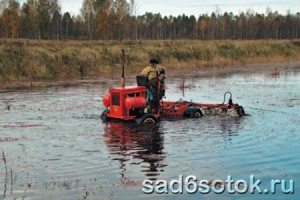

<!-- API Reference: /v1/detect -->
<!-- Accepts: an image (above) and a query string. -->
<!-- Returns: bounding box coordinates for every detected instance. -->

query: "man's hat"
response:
[149,58,159,64]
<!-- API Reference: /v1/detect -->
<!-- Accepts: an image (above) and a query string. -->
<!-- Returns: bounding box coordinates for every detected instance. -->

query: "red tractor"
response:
[101,50,245,124]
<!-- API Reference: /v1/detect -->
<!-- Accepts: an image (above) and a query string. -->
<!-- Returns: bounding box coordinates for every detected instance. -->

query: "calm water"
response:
[0,66,299,200]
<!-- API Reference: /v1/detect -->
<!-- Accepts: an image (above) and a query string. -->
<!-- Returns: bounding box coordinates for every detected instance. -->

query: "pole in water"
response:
[182,78,185,97]
[121,49,125,87]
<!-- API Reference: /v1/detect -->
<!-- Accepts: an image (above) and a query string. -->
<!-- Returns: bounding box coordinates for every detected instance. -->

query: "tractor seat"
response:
[136,75,148,87]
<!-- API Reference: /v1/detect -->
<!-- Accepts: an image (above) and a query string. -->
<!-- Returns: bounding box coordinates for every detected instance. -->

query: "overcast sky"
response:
[19,0,300,16]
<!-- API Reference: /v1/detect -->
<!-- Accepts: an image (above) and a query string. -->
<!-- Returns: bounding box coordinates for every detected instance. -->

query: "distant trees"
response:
[62,12,72,38]
[0,0,299,40]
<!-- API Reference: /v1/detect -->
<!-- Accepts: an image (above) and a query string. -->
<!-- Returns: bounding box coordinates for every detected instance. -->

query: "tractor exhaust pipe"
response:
[121,49,125,87]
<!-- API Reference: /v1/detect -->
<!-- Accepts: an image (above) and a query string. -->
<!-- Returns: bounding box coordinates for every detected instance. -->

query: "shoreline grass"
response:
[1,39,300,83]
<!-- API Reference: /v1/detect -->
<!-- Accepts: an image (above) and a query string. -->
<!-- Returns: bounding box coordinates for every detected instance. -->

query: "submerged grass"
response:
[0,39,300,82]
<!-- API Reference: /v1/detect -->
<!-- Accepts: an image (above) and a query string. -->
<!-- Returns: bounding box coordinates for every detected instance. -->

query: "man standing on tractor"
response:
[139,58,160,113]
[158,67,166,100]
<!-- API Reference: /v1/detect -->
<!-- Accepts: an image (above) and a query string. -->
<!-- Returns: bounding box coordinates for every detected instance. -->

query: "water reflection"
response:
[102,116,245,183]
[103,122,166,180]
[216,117,244,138]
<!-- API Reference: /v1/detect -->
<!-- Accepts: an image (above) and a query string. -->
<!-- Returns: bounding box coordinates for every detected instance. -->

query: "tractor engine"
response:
[102,86,147,120]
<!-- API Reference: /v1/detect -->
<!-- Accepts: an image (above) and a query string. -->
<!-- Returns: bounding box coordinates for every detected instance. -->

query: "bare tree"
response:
[81,0,95,39]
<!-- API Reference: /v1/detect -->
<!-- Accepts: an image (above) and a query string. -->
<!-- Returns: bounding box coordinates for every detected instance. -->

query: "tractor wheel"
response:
[100,109,110,121]
[135,113,157,125]
[194,110,203,118]
[184,106,203,118]
[236,106,245,117]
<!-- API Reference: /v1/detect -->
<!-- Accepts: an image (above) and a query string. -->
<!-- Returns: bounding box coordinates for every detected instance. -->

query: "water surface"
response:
[0,66,299,199]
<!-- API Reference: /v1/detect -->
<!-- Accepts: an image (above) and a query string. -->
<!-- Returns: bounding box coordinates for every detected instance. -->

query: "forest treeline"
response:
[0,0,300,40]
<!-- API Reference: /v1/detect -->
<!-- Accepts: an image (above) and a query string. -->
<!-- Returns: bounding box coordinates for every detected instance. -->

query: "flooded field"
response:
[0,65,300,200]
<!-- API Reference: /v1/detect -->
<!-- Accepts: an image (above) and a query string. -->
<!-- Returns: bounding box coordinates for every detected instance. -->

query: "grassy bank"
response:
[1,39,300,82]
